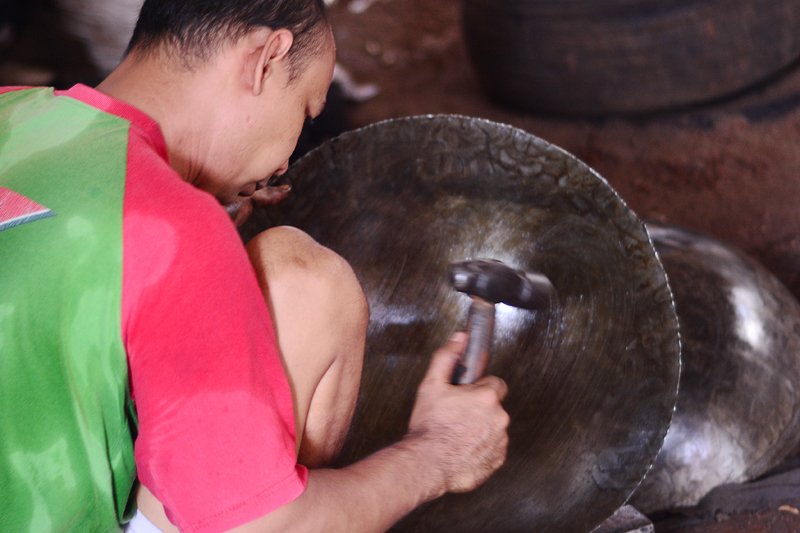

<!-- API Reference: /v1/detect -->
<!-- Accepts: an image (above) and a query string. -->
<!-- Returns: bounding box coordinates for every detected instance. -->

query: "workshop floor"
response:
[4,0,800,531]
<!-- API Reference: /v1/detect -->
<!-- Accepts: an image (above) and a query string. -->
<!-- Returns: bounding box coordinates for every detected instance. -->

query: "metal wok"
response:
[630,222,800,513]
[242,116,681,532]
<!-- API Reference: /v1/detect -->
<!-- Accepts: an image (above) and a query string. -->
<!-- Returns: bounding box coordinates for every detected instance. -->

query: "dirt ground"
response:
[326,0,800,302]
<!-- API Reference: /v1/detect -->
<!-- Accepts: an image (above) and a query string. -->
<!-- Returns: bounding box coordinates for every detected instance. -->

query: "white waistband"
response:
[124,510,165,533]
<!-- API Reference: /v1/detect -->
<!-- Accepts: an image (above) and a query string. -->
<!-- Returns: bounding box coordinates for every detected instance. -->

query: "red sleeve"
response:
[122,131,307,533]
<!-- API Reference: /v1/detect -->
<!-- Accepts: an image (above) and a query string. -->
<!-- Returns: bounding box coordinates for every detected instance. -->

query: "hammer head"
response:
[448,259,554,309]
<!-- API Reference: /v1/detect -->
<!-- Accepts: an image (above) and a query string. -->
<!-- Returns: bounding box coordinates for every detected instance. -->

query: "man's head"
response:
[113,0,335,205]
[128,0,329,81]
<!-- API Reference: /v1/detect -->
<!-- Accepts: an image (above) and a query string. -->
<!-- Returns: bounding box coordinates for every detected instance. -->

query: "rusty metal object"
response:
[242,116,680,532]
[630,222,800,513]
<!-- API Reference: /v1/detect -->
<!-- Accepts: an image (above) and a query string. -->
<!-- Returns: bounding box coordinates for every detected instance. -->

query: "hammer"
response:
[448,259,554,385]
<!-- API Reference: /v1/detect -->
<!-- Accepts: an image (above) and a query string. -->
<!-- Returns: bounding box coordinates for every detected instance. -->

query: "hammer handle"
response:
[451,298,496,385]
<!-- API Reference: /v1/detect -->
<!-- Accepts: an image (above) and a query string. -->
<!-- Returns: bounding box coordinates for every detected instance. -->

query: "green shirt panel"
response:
[0,88,137,532]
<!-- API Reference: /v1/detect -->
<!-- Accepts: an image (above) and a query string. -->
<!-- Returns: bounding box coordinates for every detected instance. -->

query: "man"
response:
[0,1,510,531]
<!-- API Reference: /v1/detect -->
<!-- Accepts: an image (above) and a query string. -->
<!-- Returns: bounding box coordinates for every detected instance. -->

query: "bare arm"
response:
[233,437,448,533]
[231,332,509,533]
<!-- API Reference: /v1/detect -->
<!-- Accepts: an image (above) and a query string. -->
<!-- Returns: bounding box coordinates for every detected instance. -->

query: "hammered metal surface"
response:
[243,116,680,533]
[631,222,800,513]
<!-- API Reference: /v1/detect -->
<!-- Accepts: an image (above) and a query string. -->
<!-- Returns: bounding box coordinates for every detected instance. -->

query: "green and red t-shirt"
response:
[0,85,307,533]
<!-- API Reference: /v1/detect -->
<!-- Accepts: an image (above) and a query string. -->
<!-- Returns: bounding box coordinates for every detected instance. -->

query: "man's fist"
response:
[407,332,510,494]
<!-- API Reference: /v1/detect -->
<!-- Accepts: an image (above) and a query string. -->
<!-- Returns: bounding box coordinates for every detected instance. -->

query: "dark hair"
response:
[128,0,329,79]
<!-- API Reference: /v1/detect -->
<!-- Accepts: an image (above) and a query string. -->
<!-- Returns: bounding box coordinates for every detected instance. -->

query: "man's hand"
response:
[226,184,292,227]
[406,332,510,494]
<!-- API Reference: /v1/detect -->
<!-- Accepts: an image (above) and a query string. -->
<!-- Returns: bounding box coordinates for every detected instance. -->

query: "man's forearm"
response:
[235,332,509,533]
[234,434,445,533]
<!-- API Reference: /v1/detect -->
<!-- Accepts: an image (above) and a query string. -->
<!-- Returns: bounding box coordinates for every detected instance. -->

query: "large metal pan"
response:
[242,116,681,532]
[630,222,800,513]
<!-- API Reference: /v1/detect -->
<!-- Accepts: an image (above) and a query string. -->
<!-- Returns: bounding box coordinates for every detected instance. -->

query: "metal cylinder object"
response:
[452,297,495,385]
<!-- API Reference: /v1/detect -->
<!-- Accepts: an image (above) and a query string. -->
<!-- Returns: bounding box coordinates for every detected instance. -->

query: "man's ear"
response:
[245,28,294,96]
